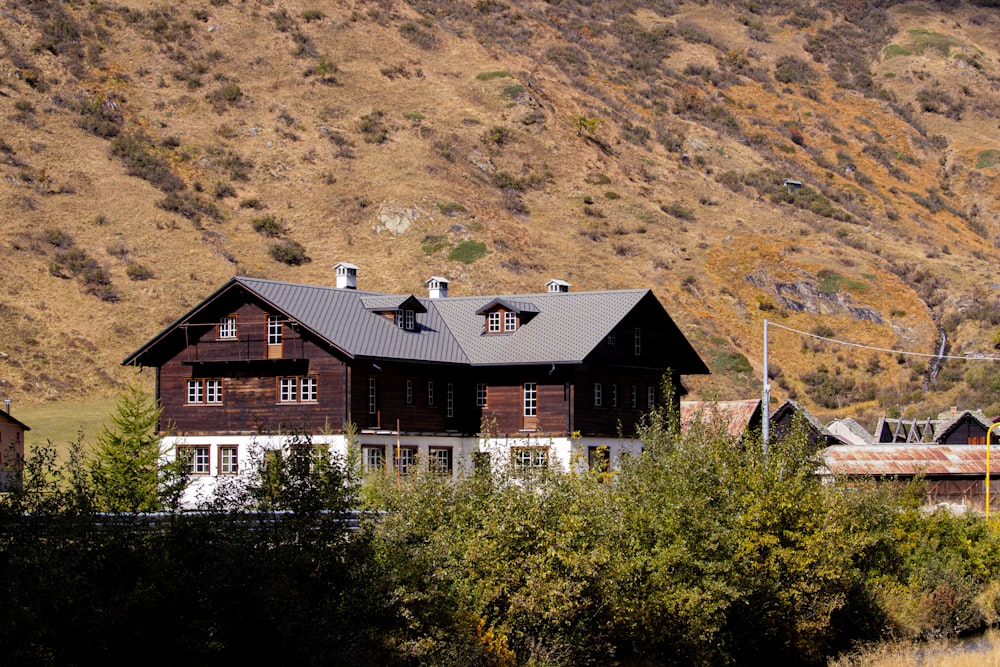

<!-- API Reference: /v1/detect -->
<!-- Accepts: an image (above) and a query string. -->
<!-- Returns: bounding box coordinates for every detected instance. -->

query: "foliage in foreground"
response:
[0,404,999,665]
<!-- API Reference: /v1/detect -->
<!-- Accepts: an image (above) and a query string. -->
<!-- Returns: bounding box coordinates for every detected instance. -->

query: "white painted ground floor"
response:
[163,431,643,508]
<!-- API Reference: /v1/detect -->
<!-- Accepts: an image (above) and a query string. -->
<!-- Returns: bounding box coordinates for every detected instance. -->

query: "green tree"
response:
[90,382,183,512]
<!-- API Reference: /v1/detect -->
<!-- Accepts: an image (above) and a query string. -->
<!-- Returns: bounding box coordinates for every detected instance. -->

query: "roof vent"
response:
[426,276,450,299]
[546,279,571,293]
[334,262,358,290]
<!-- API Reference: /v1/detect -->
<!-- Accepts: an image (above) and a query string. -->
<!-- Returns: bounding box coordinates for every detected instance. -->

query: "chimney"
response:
[546,279,571,293]
[334,262,359,290]
[3,399,10,414]
[426,276,450,299]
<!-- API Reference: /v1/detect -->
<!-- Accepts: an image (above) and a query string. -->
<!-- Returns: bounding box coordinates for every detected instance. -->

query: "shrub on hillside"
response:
[269,239,309,265]
[109,134,185,192]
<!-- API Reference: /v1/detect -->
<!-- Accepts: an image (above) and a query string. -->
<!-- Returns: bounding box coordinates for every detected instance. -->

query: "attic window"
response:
[396,308,415,331]
[486,310,518,333]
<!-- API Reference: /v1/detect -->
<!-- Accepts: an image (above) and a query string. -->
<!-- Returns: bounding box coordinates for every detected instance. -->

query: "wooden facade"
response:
[0,407,28,491]
[126,274,708,445]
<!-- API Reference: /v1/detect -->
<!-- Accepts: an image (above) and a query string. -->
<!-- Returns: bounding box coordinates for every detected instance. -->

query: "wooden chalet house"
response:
[124,264,709,504]
[0,400,28,492]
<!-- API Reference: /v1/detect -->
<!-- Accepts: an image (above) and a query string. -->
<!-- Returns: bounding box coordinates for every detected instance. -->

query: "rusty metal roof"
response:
[819,444,993,476]
[680,400,762,438]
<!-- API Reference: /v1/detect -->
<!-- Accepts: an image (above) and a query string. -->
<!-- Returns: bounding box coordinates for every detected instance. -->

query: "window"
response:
[611,384,618,408]
[396,309,415,331]
[218,315,238,340]
[267,316,282,345]
[607,330,616,346]
[504,311,517,332]
[219,446,238,475]
[394,446,417,475]
[362,445,385,472]
[594,383,603,407]
[476,383,488,407]
[187,379,203,404]
[429,448,453,475]
[447,383,454,418]
[427,381,435,406]
[647,386,656,408]
[406,380,414,405]
[278,376,318,403]
[279,377,297,403]
[512,447,547,471]
[205,379,223,404]
[488,311,501,333]
[634,327,642,356]
[523,382,537,417]
[369,378,378,415]
[179,445,210,475]
[631,385,637,409]
[187,379,222,404]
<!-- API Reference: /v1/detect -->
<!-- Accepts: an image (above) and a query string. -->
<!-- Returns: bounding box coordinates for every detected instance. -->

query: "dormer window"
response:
[396,308,415,331]
[504,311,517,332]
[478,297,534,334]
[486,309,518,333]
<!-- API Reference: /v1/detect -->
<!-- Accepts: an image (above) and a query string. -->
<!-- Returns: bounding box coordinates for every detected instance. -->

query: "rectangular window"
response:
[406,380,414,405]
[611,384,618,408]
[476,383,487,407]
[405,309,415,331]
[267,316,282,345]
[187,379,203,404]
[594,382,603,408]
[279,377,297,403]
[369,378,378,415]
[219,446,238,475]
[427,381,435,406]
[300,376,317,402]
[429,448,453,475]
[634,327,642,356]
[394,447,417,476]
[218,315,238,340]
[631,385,638,409]
[362,445,385,472]
[396,308,405,328]
[179,445,210,475]
[512,447,547,471]
[523,382,537,417]
[446,383,455,417]
[205,379,223,404]
[504,311,517,332]
[488,311,501,333]
[396,309,415,330]
[607,330,616,346]
[647,386,656,408]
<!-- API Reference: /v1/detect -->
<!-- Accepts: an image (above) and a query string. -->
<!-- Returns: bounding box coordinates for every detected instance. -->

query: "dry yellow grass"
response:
[831,630,1000,667]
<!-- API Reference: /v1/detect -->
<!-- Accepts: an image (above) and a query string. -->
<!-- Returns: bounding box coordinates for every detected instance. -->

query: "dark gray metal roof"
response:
[126,276,708,372]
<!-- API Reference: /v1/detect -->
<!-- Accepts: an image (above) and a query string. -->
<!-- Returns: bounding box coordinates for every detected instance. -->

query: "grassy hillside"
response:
[2,0,1000,439]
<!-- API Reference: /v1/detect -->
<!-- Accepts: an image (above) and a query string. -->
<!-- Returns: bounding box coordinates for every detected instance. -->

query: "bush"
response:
[358,111,389,144]
[660,201,695,221]
[126,263,154,281]
[251,215,284,237]
[269,239,309,265]
[109,134,185,192]
[448,240,488,264]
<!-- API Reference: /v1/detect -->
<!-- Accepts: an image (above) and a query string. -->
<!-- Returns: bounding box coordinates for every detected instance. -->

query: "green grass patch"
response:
[710,350,753,373]
[448,239,488,264]
[976,150,1000,170]
[904,28,964,57]
[421,234,449,254]
[475,70,510,81]
[501,84,525,98]
[883,44,912,58]
[19,398,114,459]
[437,201,467,216]
[816,271,869,295]
[403,112,425,120]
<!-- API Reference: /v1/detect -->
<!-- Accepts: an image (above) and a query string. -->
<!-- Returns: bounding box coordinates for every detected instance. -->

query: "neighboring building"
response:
[680,399,762,440]
[824,417,873,446]
[819,409,999,512]
[0,401,28,492]
[768,400,840,449]
[123,266,709,505]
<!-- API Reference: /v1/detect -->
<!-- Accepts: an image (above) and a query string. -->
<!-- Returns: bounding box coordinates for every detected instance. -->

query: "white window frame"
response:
[523,382,537,417]
[427,381,435,406]
[634,327,642,356]
[187,379,204,404]
[218,315,238,340]
[279,377,297,403]
[180,445,210,475]
[219,445,238,475]
[300,376,318,402]
[405,309,415,330]
[594,382,603,407]
[512,446,547,471]
[504,311,517,332]
[406,380,414,405]
[362,445,385,472]
[446,383,454,418]
[394,446,417,476]
[488,311,501,333]
[429,447,453,475]
[648,386,656,409]
[205,379,223,404]
[267,316,282,345]
[476,383,487,407]
[369,378,378,415]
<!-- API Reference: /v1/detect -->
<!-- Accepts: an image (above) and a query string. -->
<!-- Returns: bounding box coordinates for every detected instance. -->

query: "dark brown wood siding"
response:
[572,364,677,437]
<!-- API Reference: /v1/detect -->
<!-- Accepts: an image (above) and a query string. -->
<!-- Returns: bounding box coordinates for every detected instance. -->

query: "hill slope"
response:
[2,0,1000,429]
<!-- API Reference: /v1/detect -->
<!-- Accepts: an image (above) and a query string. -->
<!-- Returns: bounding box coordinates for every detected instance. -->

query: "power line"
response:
[765,320,1000,362]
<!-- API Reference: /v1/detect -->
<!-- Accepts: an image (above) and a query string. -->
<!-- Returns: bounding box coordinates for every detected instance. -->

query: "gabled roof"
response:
[680,399,762,438]
[361,294,427,314]
[819,444,992,476]
[825,418,874,445]
[124,276,710,372]
[474,298,539,316]
[0,410,30,432]
[872,410,991,445]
